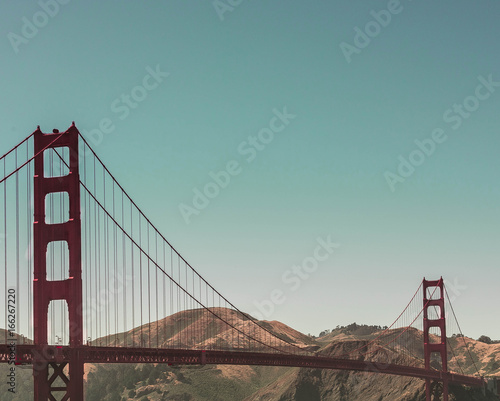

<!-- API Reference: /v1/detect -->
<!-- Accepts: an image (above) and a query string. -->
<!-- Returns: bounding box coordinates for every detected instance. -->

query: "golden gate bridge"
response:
[0,124,488,400]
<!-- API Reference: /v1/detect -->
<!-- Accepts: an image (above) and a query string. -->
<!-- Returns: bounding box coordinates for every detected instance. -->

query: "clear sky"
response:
[1,1,499,340]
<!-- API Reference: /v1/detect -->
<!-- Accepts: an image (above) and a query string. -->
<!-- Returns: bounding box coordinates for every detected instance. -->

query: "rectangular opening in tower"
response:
[43,147,70,178]
[428,326,442,344]
[46,241,69,281]
[45,192,69,224]
[429,351,444,371]
[427,305,442,320]
[426,286,442,300]
[48,300,69,346]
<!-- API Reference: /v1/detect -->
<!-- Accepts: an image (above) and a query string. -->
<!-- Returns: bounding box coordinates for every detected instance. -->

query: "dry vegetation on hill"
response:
[1,311,498,400]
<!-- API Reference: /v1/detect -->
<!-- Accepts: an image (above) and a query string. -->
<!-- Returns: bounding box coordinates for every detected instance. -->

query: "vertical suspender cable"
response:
[49,150,54,343]
[155,233,158,348]
[27,142,32,342]
[104,169,109,346]
[15,149,20,341]
[122,190,127,347]
[96,162,101,345]
[113,180,118,345]
[93,152,98,344]
[130,200,134,346]
[146,223,151,348]
[59,152,64,343]
[178,256,181,348]
[163,240,166,347]
[170,247,173,347]
[139,213,143,347]
[85,144,92,345]
[3,158,7,344]
[83,144,88,344]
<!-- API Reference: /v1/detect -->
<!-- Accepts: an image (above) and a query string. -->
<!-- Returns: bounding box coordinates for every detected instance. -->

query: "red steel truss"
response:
[0,344,484,388]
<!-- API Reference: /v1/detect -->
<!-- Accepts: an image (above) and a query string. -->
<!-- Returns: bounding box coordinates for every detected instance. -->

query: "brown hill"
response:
[244,328,500,401]
[84,309,499,401]
[93,307,315,351]
[448,336,500,377]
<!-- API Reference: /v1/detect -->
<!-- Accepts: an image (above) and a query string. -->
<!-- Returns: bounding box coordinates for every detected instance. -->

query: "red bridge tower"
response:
[33,124,84,400]
[423,277,448,401]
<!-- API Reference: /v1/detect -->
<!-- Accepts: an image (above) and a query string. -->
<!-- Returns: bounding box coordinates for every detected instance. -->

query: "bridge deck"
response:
[0,344,485,388]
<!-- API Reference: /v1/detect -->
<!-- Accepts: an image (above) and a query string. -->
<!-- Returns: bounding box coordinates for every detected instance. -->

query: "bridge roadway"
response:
[0,344,485,388]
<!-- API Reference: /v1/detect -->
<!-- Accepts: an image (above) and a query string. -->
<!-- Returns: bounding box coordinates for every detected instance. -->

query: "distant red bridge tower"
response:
[423,278,448,401]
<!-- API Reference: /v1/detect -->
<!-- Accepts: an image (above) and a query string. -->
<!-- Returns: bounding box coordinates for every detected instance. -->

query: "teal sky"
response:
[1,1,499,339]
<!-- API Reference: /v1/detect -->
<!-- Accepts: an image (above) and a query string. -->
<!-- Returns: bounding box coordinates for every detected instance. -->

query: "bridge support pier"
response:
[423,278,448,401]
[33,125,84,401]
[426,379,449,401]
